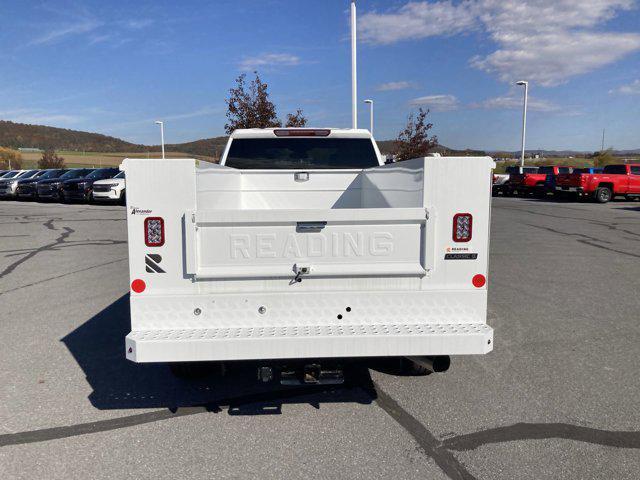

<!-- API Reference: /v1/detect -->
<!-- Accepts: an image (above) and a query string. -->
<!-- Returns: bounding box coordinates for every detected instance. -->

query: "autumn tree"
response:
[0,147,23,170]
[38,149,65,168]
[225,72,281,133]
[395,108,438,161]
[285,109,307,127]
[592,148,617,167]
[224,72,307,133]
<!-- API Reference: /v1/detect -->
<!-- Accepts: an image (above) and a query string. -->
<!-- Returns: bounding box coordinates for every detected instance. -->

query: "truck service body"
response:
[122,128,494,380]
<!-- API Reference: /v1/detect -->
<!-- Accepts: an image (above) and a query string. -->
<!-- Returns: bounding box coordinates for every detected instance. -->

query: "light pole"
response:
[351,0,357,129]
[155,121,165,159]
[516,80,528,167]
[364,99,373,136]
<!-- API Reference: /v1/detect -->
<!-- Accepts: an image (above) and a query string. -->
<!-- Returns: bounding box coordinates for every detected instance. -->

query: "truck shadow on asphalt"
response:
[61,294,376,413]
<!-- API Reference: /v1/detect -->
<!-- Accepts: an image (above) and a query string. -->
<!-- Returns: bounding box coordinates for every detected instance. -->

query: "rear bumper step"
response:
[125,323,493,362]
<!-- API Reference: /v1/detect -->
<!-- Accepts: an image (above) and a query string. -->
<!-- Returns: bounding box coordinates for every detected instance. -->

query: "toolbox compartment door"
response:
[184,208,429,279]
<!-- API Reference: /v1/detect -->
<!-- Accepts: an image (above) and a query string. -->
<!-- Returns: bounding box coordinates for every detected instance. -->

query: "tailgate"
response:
[184,208,429,279]
[556,173,582,187]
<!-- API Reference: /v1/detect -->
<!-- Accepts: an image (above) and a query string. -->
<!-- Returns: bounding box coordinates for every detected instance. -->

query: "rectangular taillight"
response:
[453,213,472,242]
[144,217,164,247]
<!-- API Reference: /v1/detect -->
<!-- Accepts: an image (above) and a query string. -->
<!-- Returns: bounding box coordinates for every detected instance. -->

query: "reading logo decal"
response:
[145,254,165,273]
[445,246,477,260]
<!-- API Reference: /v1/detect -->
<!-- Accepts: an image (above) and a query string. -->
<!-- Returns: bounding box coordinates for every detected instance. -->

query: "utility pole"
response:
[601,128,605,152]
[351,1,357,129]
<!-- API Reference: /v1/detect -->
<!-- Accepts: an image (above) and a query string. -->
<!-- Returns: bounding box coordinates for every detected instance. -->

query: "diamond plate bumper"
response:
[125,323,493,362]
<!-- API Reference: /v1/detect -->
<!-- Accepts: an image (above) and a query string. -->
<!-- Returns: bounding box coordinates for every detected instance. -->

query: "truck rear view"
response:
[123,128,494,383]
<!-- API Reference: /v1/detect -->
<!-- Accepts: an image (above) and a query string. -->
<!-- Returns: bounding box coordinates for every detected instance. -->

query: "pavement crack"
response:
[0,385,346,447]
[372,382,477,480]
[524,224,640,259]
[0,224,75,281]
[0,258,128,295]
[443,422,640,451]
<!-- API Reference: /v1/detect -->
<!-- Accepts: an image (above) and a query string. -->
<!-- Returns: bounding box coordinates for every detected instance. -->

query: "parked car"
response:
[37,168,95,201]
[555,164,640,203]
[61,167,120,202]
[15,169,49,200]
[509,166,571,197]
[0,170,39,198]
[494,166,539,196]
[92,171,125,204]
[16,169,69,200]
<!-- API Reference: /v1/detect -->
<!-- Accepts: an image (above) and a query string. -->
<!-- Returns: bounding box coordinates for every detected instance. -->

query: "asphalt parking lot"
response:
[0,197,639,480]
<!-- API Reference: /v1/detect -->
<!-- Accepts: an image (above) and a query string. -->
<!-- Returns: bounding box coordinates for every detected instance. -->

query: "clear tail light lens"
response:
[453,213,472,242]
[144,217,164,247]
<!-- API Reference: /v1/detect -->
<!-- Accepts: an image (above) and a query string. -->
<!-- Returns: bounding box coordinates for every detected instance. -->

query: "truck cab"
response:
[122,128,495,383]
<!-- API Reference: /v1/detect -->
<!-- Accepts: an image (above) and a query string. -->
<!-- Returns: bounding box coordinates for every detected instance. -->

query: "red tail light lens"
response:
[144,217,164,247]
[453,213,472,242]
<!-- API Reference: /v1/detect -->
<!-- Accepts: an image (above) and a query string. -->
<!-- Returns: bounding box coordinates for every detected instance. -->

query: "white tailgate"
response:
[185,208,428,279]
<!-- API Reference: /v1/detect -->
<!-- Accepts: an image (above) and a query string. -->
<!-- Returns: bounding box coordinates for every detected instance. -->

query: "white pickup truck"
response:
[122,128,494,383]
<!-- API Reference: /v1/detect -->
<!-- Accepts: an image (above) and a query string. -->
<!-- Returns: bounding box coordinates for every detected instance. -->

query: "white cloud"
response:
[359,1,640,86]
[409,94,459,111]
[239,53,301,71]
[0,109,82,125]
[29,19,101,46]
[359,1,478,45]
[471,95,560,112]
[609,79,640,95]
[123,19,154,30]
[375,81,413,91]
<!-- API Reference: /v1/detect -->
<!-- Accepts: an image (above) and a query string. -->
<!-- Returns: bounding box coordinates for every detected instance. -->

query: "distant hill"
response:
[3,119,635,159]
[0,120,147,152]
[161,137,228,157]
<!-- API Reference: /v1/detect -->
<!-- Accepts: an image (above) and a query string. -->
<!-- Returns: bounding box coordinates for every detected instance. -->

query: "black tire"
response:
[400,358,430,376]
[595,187,612,203]
[169,362,226,379]
[534,186,546,198]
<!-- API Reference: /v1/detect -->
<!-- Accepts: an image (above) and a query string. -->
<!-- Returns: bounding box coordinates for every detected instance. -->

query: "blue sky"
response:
[0,0,639,151]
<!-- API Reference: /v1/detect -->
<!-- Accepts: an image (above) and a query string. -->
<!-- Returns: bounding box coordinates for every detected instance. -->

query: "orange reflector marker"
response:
[131,279,146,293]
[472,274,486,288]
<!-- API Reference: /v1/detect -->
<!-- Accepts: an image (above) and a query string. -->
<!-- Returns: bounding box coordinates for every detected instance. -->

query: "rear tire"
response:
[400,358,430,376]
[595,187,612,203]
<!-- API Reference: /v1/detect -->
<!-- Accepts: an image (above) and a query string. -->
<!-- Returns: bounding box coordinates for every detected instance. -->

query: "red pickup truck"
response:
[555,164,640,203]
[510,166,571,197]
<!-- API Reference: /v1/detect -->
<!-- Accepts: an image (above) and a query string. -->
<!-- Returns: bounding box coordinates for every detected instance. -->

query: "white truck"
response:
[122,128,494,383]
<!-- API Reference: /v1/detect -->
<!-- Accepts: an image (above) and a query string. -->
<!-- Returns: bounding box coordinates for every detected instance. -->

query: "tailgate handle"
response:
[296,221,326,233]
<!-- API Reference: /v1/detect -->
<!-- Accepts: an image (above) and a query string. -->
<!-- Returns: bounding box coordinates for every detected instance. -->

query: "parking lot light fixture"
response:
[516,80,528,168]
[155,121,165,160]
[364,99,374,136]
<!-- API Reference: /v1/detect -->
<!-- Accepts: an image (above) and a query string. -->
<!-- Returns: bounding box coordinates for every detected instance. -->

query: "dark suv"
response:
[62,167,120,202]
[37,168,95,201]
[17,169,69,200]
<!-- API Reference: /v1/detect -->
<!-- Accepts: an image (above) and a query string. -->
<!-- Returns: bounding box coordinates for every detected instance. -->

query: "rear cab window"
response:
[225,138,380,169]
[603,165,628,175]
